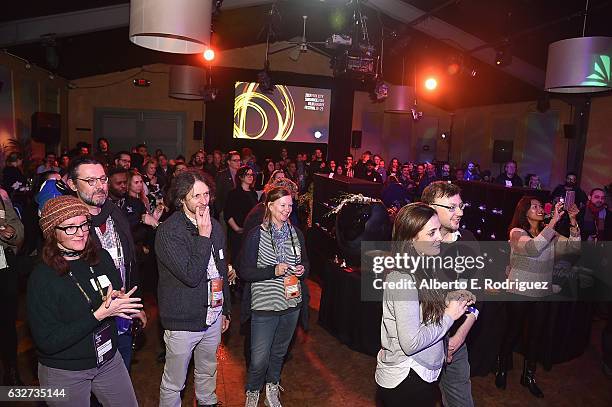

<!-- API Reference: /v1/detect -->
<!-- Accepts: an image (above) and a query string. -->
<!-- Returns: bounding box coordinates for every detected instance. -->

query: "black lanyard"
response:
[67,266,106,312]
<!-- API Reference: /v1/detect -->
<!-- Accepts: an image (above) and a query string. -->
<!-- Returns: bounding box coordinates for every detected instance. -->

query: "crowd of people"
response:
[0,137,610,407]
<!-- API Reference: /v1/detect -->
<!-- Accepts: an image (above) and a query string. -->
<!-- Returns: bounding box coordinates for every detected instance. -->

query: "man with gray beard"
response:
[67,157,146,371]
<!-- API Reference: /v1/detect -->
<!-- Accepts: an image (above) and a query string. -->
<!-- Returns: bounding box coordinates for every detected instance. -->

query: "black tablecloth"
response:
[318,261,382,356]
[467,299,594,375]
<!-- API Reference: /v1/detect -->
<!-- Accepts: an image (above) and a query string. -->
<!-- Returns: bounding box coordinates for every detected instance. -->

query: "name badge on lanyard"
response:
[284,275,300,299]
[209,278,224,308]
[93,323,115,368]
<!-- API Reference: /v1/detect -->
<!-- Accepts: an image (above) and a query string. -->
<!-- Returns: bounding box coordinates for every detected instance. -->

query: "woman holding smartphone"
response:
[494,197,580,397]
[239,186,309,407]
[376,203,471,407]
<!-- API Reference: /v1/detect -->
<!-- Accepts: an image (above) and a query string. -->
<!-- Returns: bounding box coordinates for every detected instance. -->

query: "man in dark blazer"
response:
[214,150,242,219]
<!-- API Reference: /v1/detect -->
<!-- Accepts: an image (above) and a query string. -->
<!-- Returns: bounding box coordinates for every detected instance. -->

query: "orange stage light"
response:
[203,48,215,62]
[424,77,438,90]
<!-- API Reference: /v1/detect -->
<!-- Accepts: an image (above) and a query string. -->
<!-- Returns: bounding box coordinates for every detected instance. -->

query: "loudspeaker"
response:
[563,124,576,139]
[193,120,203,140]
[351,130,362,149]
[31,112,60,144]
[492,140,513,163]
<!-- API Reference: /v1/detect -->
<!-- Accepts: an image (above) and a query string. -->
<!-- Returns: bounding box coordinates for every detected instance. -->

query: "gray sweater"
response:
[155,211,231,331]
[375,271,453,388]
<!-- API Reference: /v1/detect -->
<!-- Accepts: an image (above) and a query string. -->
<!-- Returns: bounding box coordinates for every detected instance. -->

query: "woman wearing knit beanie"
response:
[27,195,142,407]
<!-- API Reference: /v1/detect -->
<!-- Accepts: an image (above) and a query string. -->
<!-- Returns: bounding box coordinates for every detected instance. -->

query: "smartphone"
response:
[564,190,575,210]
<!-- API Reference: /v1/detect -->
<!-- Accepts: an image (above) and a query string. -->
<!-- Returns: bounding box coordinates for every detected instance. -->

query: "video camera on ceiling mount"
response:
[329,0,378,80]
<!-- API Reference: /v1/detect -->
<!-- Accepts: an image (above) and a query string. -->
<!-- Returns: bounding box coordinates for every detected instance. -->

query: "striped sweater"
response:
[239,223,310,324]
[251,225,302,311]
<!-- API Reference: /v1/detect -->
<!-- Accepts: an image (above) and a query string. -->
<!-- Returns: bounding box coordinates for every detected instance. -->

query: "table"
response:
[318,261,382,356]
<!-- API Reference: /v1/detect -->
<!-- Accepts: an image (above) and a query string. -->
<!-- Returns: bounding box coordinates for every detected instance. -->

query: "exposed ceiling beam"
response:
[0,0,545,89]
[0,0,273,48]
[366,0,545,89]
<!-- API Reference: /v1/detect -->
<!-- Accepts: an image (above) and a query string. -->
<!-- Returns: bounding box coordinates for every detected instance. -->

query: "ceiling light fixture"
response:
[494,46,512,67]
[130,0,212,54]
[545,0,612,93]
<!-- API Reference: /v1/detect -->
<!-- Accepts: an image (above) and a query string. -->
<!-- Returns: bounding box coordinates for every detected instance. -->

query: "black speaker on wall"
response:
[31,112,61,144]
[563,124,576,139]
[193,120,203,140]
[351,130,362,149]
[492,140,513,163]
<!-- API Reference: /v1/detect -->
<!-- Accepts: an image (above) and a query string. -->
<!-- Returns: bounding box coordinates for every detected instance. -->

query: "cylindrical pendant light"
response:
[545,36,612,93]
[385,85,415,114]
[130,0,212,54]
[169,65,206,99]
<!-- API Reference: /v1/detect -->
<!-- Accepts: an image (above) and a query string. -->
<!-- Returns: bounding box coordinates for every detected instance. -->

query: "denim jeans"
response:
[439,343,474,407]
[246,308,300,391]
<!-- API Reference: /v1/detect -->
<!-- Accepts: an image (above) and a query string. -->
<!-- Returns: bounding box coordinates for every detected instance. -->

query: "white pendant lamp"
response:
[130,0,212,54]
[545,36,612,93]
[169,65,206,99]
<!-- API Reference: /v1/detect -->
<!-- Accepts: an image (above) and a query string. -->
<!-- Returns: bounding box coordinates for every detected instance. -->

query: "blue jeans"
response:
[439,343,474,407]
[117,333,133,371]
[246,308,300,391]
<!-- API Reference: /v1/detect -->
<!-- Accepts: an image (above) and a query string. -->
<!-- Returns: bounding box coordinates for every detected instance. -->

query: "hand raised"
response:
[444,299,468,321]
[196,205,212,237]
[551,201,565,224]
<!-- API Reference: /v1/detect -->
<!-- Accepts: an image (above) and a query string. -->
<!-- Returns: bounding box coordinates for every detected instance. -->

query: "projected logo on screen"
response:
[233,82,330,143]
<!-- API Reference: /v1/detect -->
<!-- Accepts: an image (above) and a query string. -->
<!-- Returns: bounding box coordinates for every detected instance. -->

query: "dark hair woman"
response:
[376,203,470,407]
[27,195,142,407]
[257,159,276,191]
[239,187,310,407]
[387,157,400,178]
[334,164,345,176]
[494,196,580,398]
[224,166,258,262]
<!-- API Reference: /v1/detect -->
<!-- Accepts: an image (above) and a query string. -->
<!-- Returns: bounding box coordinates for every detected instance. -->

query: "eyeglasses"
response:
[76,176,109,186]
[431,202,466,213]
[245,172,255,177]
[55,221,91,235]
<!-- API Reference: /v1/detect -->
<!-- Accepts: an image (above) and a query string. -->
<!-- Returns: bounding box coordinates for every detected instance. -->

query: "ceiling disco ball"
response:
[335,200,392,266]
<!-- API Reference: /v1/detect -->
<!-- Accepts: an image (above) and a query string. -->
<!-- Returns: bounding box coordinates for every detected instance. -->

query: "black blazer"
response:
[214,168,235,215]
